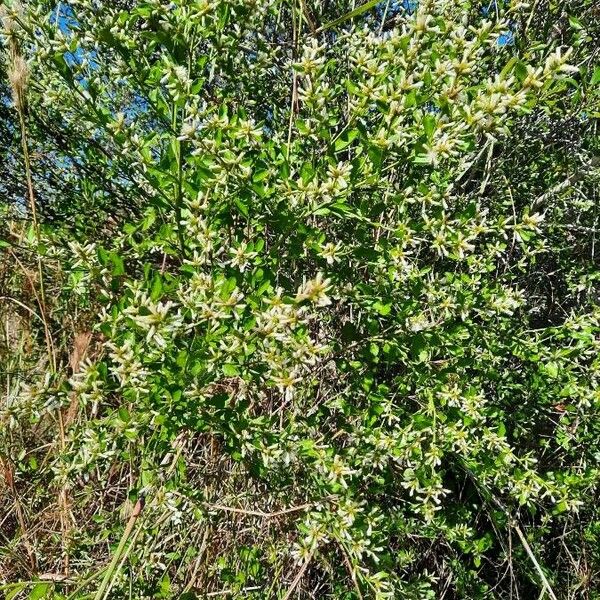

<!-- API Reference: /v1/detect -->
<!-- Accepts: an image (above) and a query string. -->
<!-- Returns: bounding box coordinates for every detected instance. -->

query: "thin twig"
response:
[338,542,363,599]
[282,554,313,600]
[512,522,559,600]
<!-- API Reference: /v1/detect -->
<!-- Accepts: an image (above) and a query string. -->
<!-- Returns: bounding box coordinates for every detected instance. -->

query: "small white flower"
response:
[272,371,302,402]
[296,273,332,307]
[229,242,258,272]
[319,241,343,264]
[327,161,352,190]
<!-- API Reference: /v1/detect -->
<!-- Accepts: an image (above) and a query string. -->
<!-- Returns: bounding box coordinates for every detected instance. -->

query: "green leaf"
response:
[223,363,239,377]
[514,60,528,82]
[568,15,583,30]
[423,114,437,139]
[591,66,600,86]
[253,169,269,182]
[554,500,568,514]
[500,56,518,78]
[235,198,249,217]
[109,252,125,276]
[334,129,359,152]
[411,334,429,363]
[413,154,430,164]
[373,301,391,316]
[295,119,310,135]
[29,583,50,600]
[6,584,26,600]
[150,274,163,300]
[300,161,314,182]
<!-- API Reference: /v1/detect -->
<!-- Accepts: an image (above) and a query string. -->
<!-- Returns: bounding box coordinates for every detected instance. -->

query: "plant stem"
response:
[17,111,55,373]
[93,497,145,600]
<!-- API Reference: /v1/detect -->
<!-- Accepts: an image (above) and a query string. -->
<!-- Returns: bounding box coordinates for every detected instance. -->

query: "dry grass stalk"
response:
[2,5,71,578]
[60,330,92,576]
[7,53,28,113]
[0,457,37,572]
[64,331,93,427]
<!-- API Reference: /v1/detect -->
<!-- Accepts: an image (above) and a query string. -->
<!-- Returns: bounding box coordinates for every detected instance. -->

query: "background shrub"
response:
[1,0,599,598]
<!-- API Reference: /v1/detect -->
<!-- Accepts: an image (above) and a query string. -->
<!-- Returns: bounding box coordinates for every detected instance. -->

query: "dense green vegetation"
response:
[1,0,599,597]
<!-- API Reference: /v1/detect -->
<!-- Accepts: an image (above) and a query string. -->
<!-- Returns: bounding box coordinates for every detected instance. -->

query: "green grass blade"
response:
[317,0,383,32]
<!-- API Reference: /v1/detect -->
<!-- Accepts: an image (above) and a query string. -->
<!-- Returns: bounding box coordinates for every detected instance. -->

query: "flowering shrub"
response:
[1,0,600,598]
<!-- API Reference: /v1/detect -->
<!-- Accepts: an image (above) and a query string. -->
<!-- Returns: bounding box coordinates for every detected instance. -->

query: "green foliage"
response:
[1,0,599,598]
